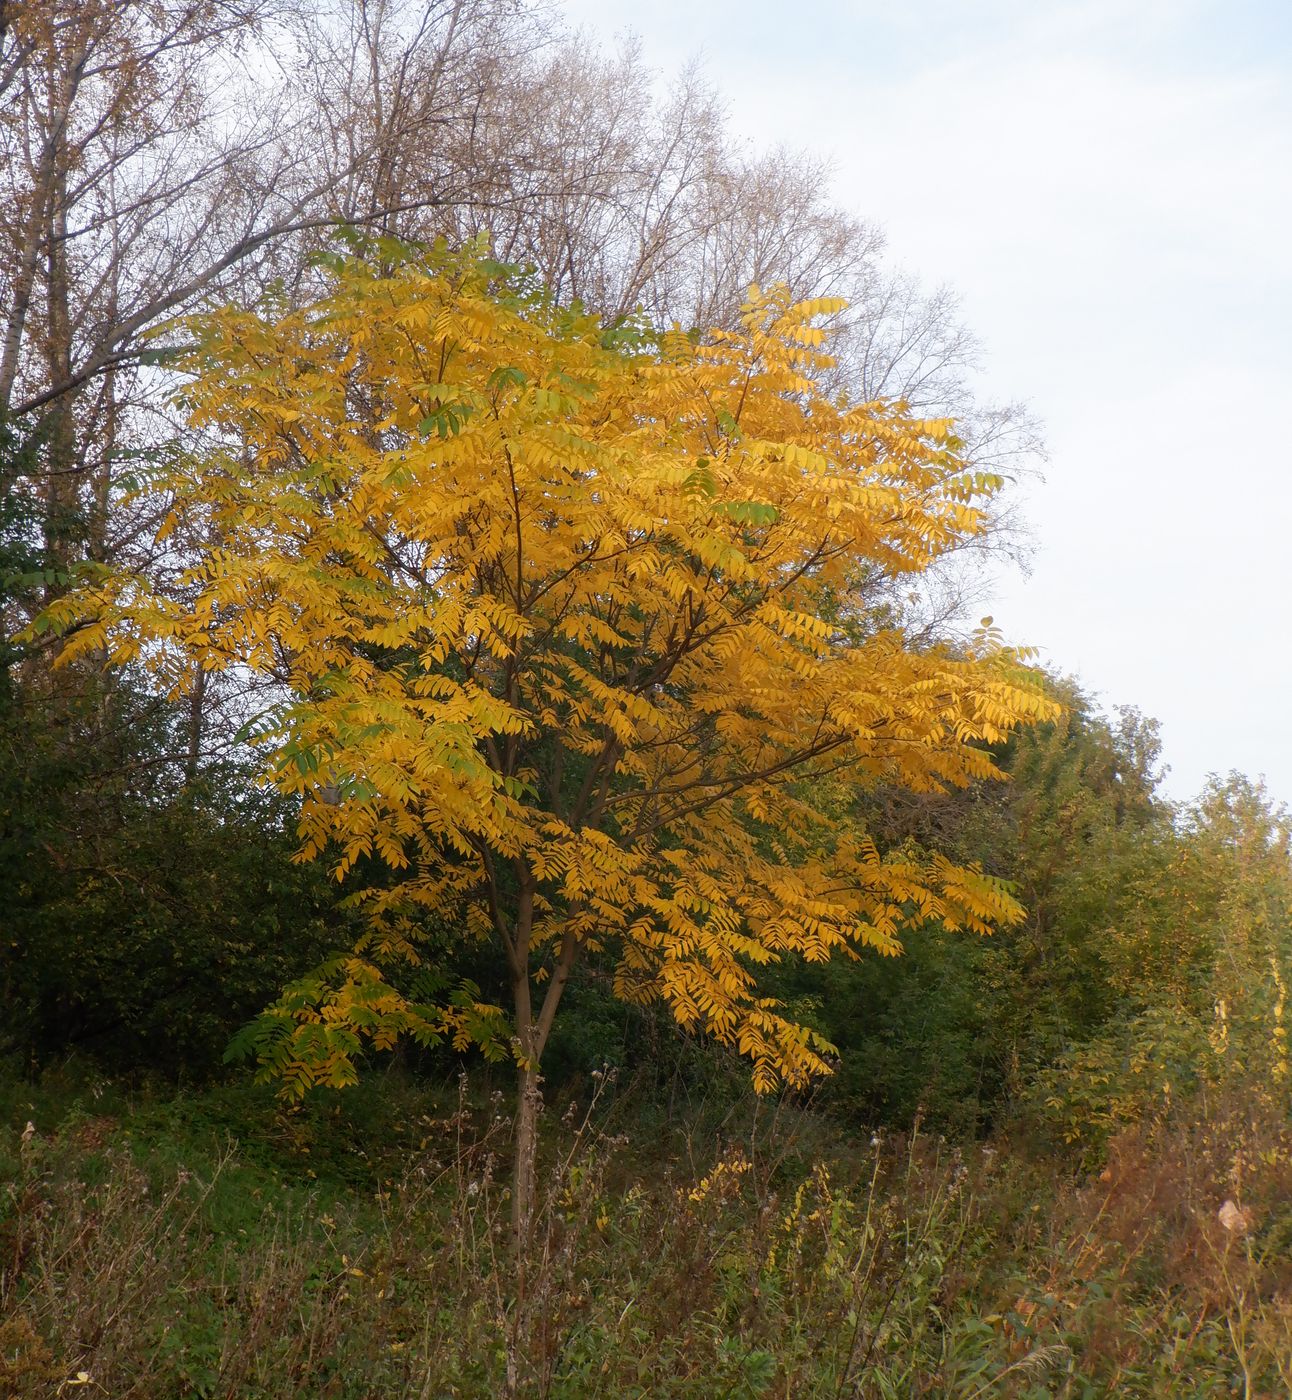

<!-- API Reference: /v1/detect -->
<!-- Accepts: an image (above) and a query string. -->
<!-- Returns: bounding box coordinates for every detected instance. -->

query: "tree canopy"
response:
[49,239,1057,1098]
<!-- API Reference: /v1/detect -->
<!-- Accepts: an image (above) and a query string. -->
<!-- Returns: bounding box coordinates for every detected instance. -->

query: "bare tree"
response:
[1,0,1036,518]
[0,1,552,534]
[1,0,1039,762]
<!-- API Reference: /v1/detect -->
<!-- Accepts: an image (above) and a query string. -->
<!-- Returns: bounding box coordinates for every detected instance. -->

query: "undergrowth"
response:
[1,1062,1290,1398]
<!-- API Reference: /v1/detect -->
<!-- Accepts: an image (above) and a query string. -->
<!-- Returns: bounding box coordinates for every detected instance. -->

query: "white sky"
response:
[558,0,1292,807]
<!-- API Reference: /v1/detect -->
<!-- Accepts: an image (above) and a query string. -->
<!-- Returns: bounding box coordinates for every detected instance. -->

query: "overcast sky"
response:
[558,0,1292,807]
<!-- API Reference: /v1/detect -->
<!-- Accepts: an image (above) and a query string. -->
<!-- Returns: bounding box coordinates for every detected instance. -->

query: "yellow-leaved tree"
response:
[47,236,1057,1240]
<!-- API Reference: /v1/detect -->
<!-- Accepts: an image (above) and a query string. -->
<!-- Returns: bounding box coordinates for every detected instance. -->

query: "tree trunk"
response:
[42,169,78,585]
[501,877,581,1394]
[185,664,207,783]
[506,1055,542,1395]
[511,1060,540,1254]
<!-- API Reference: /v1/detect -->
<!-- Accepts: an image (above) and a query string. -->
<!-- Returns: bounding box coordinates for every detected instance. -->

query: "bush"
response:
[0,678,347,1075]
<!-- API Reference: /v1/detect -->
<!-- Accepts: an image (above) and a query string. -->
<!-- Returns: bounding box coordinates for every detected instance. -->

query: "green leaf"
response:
[418,402,476,439]
[487,365,528,392]
[715,408,742,441]
[136,343,184,367]
[684,460,717,498]
[715,500,779,526]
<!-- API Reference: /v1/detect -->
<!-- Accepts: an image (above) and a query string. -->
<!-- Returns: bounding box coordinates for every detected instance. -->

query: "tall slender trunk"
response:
[0,19,88,419]
[0,167,52,420]
[511,1029,537,1249]
[87,361,117,564]
[41,122,79,590]
[504,892,581,1396]
[185,664,207,783]
[507,875,539,1260]
[507,958,538,1399]
[511,1061,541,1263]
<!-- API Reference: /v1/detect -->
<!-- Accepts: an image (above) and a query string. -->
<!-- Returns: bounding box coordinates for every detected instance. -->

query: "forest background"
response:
[1,1,1290,1395]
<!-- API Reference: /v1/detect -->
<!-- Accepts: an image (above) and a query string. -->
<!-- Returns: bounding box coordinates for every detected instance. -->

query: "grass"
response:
[1,1059,1291,1397]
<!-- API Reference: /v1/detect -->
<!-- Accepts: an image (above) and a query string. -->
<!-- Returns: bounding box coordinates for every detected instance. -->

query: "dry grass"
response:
[2,1073,1290,1398]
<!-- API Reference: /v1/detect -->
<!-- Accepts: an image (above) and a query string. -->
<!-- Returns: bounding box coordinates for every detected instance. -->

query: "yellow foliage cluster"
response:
[50,239,1058,1092]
